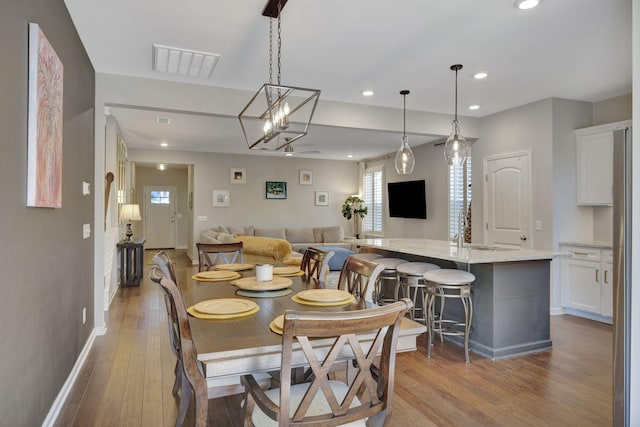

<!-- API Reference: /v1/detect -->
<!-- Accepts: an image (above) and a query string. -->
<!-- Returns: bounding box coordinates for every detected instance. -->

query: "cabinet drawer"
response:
[560,245,602,261]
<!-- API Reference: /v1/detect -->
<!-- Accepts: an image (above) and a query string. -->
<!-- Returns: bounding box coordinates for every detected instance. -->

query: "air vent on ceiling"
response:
[156,116,171,125]
[152,44,220,79]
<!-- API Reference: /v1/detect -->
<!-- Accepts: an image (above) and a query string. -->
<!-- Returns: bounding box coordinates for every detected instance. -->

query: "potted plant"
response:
[341,196,368,238]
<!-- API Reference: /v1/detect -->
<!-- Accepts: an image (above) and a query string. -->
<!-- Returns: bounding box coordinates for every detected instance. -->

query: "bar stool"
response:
[423,269,475,363]
[395,262,441,323]
[373,258,408,305]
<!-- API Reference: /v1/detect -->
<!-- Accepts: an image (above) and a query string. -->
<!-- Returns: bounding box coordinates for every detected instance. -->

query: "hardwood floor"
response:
[54,250,613,426]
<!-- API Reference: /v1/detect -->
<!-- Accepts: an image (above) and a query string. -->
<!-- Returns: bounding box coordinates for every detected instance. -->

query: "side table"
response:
[117,237,146,287]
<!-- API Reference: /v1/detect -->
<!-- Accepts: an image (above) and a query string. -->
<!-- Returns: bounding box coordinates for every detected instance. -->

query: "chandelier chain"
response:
[277,1,282,85]
[268,19,273,85]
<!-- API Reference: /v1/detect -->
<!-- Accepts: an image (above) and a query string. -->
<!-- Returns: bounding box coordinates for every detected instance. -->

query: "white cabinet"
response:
[574,120,630,206]
[560,244,613,323]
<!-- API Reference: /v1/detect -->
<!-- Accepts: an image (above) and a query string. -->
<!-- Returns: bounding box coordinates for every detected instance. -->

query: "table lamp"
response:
[120,204,141,242]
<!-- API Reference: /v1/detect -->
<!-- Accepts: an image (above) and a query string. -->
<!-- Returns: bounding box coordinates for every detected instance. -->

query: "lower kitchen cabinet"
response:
[560,244,613,323]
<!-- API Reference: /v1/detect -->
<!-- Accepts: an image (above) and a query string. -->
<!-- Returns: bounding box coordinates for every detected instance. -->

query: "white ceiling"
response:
[64,0,632,161]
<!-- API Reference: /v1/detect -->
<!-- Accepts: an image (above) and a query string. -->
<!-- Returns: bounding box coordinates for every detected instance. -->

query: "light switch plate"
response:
[82,182,91,196]
[83,223,91,239]
[535,220,542,231]
[197,216,208,222]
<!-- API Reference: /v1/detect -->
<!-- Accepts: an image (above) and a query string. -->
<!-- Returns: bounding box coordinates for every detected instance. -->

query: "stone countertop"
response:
[357,238,566,264]
[559,241,613,249]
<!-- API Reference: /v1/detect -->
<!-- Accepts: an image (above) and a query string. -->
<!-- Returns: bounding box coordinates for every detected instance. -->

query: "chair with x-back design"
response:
[196,242,244,271]
[337,255,386,304]
[299,247,335,282]
[241,299,412,427]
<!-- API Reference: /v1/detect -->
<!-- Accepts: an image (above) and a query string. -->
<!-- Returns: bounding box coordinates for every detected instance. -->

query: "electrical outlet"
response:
[82,181,91,196]
[535,220,542,231]
[82,307,87,325]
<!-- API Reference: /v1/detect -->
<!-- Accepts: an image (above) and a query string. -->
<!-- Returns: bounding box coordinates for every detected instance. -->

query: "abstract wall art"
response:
[27,23,64,208]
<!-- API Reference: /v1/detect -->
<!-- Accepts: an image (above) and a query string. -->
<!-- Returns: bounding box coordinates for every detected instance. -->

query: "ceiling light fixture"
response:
[160,142,168,147]
[157,163,167,171]
[394,90,415,175]
[362,90,374,96]
[469,105,480,110]
[238,0,320,151]
[514,0,541,10]
[473,72,488,79]
[444,64,470,167]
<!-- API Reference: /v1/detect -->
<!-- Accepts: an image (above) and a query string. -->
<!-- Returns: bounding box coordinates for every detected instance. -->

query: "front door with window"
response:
[144,186,176,249]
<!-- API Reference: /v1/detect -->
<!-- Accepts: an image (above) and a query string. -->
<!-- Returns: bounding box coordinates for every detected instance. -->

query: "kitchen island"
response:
[358,238,565,359]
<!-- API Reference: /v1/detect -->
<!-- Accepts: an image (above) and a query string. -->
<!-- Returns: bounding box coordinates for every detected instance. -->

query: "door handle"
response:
[604,270,608,284]
[520,235,527,241]
[595,269,599,283]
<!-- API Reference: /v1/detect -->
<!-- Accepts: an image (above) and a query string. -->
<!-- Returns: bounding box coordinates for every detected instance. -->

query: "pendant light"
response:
[394,90,415,175]
[238,1,321,151]
[444,64,470,166]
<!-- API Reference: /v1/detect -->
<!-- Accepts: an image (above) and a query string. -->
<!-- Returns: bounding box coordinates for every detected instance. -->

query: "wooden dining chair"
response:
[151,266,209,427]
[337,255,386,304]
[300,247,335,282]
[196,242,244,271]
[240,299,412,427]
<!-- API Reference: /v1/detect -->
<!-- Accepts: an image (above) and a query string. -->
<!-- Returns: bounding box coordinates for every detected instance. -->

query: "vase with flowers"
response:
[341,196,368,239]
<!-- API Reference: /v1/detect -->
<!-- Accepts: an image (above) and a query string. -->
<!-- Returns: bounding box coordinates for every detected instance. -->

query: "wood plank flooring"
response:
[54,250,612,426]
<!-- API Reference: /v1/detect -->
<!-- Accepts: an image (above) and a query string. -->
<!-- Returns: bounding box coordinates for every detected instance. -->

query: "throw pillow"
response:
[322,226,344,243]
[217,233,236,243]
[227,225,245,235]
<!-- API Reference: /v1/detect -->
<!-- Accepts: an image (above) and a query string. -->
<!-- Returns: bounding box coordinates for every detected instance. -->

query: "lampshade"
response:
[394,90,415,175]
[444,64,470,166]
[120,204,141,222]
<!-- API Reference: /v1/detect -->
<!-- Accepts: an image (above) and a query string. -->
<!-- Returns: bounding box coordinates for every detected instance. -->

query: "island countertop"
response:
[356,238,566,264]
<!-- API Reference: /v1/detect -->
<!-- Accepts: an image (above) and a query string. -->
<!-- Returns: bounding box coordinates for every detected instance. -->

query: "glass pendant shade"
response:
[444,120,469,166]
[394,89,415,174]
[395,135,415,174]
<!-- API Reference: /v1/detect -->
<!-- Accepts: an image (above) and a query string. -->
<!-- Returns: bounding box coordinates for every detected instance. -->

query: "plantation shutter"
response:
[363,168,383,234]
[449,156,472,240]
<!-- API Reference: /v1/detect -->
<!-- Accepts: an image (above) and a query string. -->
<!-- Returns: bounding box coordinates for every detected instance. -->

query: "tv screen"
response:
[387,180,427,219]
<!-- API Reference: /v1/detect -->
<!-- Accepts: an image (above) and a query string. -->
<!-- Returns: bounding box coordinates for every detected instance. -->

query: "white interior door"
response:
[144,186,176,249]
[483,151,532,248]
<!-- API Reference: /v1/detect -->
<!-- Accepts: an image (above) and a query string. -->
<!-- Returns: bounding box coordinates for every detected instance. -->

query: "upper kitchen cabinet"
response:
[574,120,631,206]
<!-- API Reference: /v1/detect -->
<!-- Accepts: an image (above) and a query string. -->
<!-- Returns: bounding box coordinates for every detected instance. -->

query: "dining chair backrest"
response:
[196,242,244,271]
[158,275,208,427]
[151,251,180,357]
[300,247,335,282]
[337,255,386,303]
[241,299,413,427]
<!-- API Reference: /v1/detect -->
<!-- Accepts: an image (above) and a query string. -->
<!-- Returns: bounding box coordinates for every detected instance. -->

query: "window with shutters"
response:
[449,156,472,240]
[363,166,383,234]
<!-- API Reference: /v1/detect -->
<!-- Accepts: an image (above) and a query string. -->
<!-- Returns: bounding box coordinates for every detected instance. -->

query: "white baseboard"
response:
[108,284,118,308]
[42,328,97,427]
[550,306,565,316]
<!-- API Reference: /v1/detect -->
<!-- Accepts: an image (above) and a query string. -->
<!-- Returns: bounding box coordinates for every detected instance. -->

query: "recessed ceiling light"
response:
[514,0,541,10]
[160,142,168,147]
[469,105,480,110]
[157,163,167,171]
[362,90,374,96]
[285,152,293,157]
[347,154,353,158]
[473,72,488,79]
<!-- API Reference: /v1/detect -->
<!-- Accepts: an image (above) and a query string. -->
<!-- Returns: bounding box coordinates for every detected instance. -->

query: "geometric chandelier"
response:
[238,0,321,151]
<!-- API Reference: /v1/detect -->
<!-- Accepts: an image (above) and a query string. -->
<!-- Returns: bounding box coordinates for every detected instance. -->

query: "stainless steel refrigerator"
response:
[613,125,632,426]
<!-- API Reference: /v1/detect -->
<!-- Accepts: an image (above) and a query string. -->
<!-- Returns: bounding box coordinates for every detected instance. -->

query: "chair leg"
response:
[462,296,473,364]
[426,293,434,359]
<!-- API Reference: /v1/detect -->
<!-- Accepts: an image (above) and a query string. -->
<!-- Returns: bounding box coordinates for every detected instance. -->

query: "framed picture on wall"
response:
[315,191,329,206]
[266,181,287,199]
[230,167,246,184]
[212,190,229,207]
[299,170,313,185]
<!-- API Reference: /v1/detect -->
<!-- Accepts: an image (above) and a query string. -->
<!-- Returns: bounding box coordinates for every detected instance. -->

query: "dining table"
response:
[180,264,427,396]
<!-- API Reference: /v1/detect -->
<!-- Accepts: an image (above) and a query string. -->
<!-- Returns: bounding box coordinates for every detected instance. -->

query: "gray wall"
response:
[128,149,359,260]
[0,0,95,426]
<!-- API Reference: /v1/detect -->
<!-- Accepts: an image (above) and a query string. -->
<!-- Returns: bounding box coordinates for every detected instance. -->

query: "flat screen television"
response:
[387,180,427,219]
